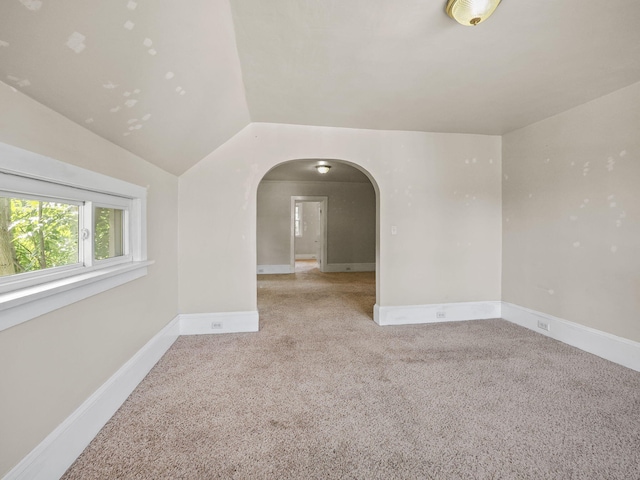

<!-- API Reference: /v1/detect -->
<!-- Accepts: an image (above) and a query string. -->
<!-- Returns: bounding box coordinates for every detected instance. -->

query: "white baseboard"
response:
[294,254,316,260]
[10,300,638,479]
[257,263,374,274]
[4,316,181,480]
[179,311,259,335]
[501,302,640,372]
[323,263,375,273]
[374,301,501,326]
[257,264,292,274]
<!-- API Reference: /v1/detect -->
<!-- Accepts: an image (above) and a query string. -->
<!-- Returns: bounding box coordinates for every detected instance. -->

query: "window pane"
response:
[0,196,79,277]
[94,207,124,260]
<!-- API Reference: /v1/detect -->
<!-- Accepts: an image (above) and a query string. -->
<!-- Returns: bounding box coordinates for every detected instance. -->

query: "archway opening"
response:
[256,158,380,318]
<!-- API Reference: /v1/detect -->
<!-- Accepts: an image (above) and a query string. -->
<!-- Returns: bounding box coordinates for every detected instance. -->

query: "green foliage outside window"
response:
[0,196,79,277]
[94,207,124,260]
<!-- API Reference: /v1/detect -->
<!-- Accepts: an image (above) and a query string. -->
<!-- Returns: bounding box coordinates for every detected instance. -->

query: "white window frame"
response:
[294,203,303,237]
[89,202,130,266]
[0,142,152,331]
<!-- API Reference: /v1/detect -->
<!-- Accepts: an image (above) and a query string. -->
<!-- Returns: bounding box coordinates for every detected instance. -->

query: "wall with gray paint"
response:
[257,181,376,266]
[503,81,640,342]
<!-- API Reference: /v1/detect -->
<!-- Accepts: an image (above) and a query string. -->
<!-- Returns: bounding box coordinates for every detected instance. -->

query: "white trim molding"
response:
[0,142,150,330]
[294,254,316,260]
[374,301,502,326]
[179,311,259,335]
[0,142,147,199]
[289,196,328,273]
[501,302,640,372]
[6,301,640,479]
[4,312,260,479]
[323,263,375,273]
[0,261,153,332]
[4,316,180,480]
[257,265,293,274]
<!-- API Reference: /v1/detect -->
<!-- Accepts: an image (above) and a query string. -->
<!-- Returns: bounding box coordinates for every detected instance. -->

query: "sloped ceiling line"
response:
[0,0,251,175]
[0,0,639,175]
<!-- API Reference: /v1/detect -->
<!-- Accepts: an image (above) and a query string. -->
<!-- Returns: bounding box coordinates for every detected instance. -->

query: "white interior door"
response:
[290,196,327,273]
[314,202,323,269]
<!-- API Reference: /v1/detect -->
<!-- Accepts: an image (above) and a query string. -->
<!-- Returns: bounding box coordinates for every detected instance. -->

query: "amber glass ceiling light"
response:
[446,0,501,26]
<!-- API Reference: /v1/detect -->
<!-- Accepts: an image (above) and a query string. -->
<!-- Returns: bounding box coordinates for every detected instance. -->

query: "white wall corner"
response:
[257,265,293,274]
[4,316,181,480]
[374,301,502,326]
[501,302,640,372]
[179,311,259,335]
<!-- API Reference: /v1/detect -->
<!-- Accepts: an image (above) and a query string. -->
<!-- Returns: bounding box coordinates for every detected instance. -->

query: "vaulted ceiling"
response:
[1,0,640,175]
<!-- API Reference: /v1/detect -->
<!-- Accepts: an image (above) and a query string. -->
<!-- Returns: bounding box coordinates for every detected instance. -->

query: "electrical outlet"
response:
[211,322,223,330]
[537,320,550,331]
[436,311,446,319]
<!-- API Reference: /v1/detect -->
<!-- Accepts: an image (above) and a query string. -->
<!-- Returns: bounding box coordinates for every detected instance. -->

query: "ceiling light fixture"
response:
[315,165,331,174]
[446,0,501,26]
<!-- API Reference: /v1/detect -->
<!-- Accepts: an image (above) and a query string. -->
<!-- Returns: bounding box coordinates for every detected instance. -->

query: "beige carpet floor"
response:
[63,268,640,479]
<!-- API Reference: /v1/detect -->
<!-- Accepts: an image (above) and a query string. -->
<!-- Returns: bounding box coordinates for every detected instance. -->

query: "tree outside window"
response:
[0,196,79,277]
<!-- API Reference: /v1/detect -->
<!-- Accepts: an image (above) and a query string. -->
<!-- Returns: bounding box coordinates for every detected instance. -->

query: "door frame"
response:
[290,196,328,273]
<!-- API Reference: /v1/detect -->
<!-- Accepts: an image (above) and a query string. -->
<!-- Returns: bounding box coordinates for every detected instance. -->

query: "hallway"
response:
[258,265,376,322]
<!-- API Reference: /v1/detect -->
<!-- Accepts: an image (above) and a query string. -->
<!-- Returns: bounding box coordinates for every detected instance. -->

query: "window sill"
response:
[0,260,154,332]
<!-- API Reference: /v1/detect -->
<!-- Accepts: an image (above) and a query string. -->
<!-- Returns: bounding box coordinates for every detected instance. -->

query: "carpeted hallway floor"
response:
[63,268,640,479]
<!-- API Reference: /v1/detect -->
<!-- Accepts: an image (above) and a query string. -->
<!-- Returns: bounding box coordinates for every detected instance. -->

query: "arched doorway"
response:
[256,158,380,317]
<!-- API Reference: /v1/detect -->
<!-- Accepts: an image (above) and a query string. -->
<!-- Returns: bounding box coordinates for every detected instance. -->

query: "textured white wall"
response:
[258,180,376,266]
[0,0,251,176]
[503,82,640,342]
[0,85,179,476]
[179,122,502,313]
